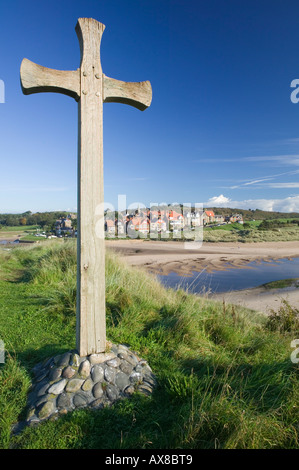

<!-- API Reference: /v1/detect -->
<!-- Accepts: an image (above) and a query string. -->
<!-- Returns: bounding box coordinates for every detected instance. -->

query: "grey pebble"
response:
[48,378,67,395]
[69,352,80,367]
[21,344,155,431]
[115,371,130,391]
[57,392,73,409]
[79,359,91,378]
[38,400,55,420]
[62,366,76,379]
[49,367,62,382]
[91,364,104,383]
[130,371,143,384]
[36,382,50,397]
[125,354,138,366]
[73,392,91,408]
[91,398,105,409]
[135,364,146,374]
[93,382,103,399]
[124,385,135,395]
[35,395,48,408]
[82,378,93,392]
[89,352,116,365]
[57,352,71,367]
[106,384,119,402]
[119,361,133,375]
[106,357,121,368]
[65,378,84,393]
[104,366,116,384]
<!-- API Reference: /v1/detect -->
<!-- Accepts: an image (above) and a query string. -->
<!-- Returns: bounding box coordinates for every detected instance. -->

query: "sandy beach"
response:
[210,284,299,315]
[106,239,299,314]
[106,239,299,275]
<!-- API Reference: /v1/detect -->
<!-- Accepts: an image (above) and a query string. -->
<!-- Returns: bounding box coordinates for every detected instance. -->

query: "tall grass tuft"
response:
[0,241,298,449]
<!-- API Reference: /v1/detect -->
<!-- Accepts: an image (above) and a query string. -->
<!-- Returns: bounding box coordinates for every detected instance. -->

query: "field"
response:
[0,226,58,243]
[0,226,39,240]
[0,241,298,449]
[203,222,299,243]
[2,221,299,244]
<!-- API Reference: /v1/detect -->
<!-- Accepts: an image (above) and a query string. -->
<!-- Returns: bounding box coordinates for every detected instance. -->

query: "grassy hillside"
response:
[0,242,298,449]
[203,220,299,243]
[206,207,299,221]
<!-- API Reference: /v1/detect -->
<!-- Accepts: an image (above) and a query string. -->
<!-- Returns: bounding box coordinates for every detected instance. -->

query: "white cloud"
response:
[205,194,299,212]
[244,155,299,166]
[266,182,299,188]
[207,194,231,205]
[226,170,299,190]
[197,155,299,166]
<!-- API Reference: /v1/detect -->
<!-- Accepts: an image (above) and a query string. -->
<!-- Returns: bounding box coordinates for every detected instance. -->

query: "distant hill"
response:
[204,207,299,220]
[149,205,299,221]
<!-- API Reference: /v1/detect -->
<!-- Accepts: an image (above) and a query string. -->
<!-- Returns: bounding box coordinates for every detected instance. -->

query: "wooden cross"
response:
[20,18,152,356]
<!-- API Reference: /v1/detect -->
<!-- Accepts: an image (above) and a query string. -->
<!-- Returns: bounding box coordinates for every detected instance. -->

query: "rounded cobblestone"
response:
[91,364,104,383]
[19,344,156,429]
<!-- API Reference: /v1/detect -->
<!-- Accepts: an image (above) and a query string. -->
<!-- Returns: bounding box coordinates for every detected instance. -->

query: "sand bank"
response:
[106,239,299,276]
[210,284,299,315]
[106,239,299,314]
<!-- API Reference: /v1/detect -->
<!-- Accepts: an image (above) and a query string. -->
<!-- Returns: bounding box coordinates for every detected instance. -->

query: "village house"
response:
[55,217,73,236]
[138,218,150,234]
[168,210,184,230]
[125,216,149,235]
[116,206,245,238]
[116,219,125,235]
[190,210,204,227]
[202,210,215,225]
[214,214,224,224]
[150,217,167,233]
[225,214,243,224]
[105,218,116,235]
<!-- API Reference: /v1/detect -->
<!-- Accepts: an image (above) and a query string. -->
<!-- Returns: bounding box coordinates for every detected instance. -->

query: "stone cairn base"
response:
[23,343,156,427]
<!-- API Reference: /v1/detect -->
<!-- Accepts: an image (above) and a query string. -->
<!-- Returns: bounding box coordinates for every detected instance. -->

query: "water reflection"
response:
[157,257,299,294]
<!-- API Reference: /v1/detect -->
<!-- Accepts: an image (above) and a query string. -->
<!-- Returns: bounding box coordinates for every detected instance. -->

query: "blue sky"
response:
[1,0,299,213]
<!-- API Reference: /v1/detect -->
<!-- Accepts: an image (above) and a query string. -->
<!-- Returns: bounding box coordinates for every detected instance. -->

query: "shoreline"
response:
[106,239,299,314]
[106,239,299,275]
[209,283,299,315]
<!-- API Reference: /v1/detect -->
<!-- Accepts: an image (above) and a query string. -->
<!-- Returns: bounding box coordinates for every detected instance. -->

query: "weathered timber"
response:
[20,18,152,356]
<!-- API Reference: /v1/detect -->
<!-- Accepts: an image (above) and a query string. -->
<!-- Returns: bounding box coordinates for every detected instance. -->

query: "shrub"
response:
[265,300,299,333]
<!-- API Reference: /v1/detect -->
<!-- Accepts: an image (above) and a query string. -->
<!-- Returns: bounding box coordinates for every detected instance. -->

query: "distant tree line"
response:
[258,219,299,230]
[206,207,299,221]
[0,211,71,229]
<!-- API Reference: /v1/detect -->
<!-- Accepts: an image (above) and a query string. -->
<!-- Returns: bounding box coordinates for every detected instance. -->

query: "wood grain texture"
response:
[104,75,152,111]
[75,18,106,356]
[20,58,80,100]
[20,17,152,357]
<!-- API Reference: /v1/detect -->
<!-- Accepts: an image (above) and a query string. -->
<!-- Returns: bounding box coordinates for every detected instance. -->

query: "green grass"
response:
[262,279,299,290]
[0,241,298,449]
[205,222,245,231]
[0,225,39,232]
[203,226,299,243]
[19,235,48,242]
[203,218,299,243]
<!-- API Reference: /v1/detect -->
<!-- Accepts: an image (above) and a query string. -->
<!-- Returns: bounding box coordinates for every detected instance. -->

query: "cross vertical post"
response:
[20,18,152,356]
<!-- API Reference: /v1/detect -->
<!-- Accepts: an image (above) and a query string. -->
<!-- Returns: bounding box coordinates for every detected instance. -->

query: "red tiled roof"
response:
[205,211,215,217]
